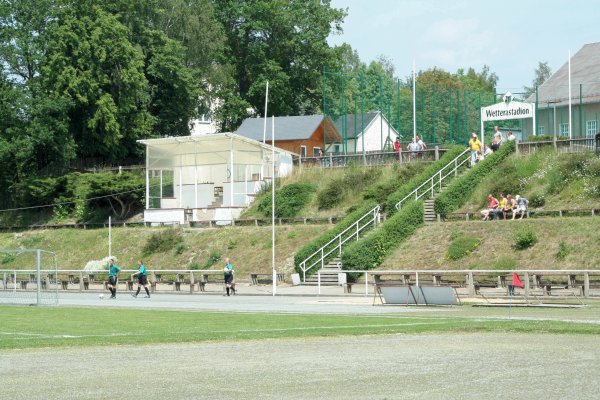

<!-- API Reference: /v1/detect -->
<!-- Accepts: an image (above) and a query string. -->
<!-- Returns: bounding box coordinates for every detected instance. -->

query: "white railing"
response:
[395,148,470,210]
[298,204,381,282]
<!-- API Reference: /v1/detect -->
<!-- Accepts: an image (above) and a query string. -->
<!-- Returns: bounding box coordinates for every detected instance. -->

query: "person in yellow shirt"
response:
[468,133,482,166]
[498,193,507,220]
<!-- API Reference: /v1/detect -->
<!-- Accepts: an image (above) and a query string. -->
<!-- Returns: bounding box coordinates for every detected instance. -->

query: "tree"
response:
[212,0,346,130]
[456,65,498,93]
[0,0,76,187]
[41,4,154,161]
[524,61,552,98]
[155,0,227,127]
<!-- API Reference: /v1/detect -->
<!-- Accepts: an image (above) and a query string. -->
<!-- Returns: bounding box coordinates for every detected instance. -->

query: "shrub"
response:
[386,146,465,216]
[227,239,237,250]
[513,227,537,250]
[142,229,184,256]
[555,240,573,261]
[317,179,344,210]
[341,200,423,279]
[317,168,380,210]
[203,250,221,268]
[1,253,15,264]
[446,235,481,260]
[434,141,515,215]
[294,201,378,276]
[528,192,545,208]
[257,182,315,218]
[363,163,424,204]
[174,243,188,255]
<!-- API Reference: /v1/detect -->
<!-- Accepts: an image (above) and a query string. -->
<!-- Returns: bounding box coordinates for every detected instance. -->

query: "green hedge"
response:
[294,200,378,276]
[434,141,515,215]
[385,145,465,217]
[257,182,315,218]
[341,200,423,279]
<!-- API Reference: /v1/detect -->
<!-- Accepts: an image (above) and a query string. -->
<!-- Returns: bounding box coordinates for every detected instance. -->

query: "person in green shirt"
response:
[107,258,121,299]
[223,257,235,296]
[131,260,150,298]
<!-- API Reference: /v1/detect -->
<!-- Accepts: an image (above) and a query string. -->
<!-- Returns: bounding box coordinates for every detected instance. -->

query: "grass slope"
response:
[0,225,328,275]
[458,150,600,213]
[382,217,600,270]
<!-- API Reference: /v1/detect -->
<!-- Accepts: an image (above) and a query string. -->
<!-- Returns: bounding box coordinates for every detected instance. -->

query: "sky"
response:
[328,0,597,94]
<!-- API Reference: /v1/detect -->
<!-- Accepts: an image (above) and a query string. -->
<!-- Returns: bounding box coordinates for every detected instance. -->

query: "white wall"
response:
[144,209,185,224]
[347,115,399,152]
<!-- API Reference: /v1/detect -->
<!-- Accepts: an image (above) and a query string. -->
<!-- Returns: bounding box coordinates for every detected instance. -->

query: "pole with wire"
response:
[271,115,277,296]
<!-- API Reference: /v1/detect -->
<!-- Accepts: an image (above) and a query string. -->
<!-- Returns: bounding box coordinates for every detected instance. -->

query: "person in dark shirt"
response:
[131,260,150,298]
[107,258,120,299]
[223,257,235,296]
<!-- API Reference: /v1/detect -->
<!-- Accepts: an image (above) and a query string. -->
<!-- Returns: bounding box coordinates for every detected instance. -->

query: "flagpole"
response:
[271,115,276,296]
[568,50,572,140]
[509,271,512,319]
[263,81,269,144]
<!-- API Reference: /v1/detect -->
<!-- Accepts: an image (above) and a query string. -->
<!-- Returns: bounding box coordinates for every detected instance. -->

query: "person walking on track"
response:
[131,260,151,298]
[224,257,235,296]
[107,258,120,299]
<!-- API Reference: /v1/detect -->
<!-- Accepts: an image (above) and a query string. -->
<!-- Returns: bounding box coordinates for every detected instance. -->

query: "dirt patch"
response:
[1,333,598,399]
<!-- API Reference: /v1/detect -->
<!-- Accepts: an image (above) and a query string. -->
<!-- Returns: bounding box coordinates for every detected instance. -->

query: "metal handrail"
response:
[299,204,381,282]
[395,148,470,210]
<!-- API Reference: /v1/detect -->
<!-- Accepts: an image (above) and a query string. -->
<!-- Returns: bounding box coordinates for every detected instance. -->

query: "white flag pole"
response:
[263,81,269,144]
[271,115,277,296]
[568,50,572,139]
[108,216,112,259]
[412,59,417,142]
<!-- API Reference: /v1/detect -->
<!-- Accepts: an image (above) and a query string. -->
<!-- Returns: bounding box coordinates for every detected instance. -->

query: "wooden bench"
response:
[250,273,284,285]
[198,273,226,292]
[473,283,498,294]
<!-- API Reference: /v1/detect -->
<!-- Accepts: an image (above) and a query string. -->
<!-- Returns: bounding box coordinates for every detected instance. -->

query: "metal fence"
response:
[329,269,600,299]
[517,137,597,154]
[295,147,446,168]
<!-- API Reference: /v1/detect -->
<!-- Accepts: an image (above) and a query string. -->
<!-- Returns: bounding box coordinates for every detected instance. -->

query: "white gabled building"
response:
[329,111,401,153]
[138,133,294,225]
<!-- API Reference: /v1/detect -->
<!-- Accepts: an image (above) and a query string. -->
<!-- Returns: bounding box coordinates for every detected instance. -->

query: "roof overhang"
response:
[138,133,296,169]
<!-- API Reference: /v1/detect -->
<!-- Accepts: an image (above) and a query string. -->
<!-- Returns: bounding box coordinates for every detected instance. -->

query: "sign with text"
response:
[481,101,534,122]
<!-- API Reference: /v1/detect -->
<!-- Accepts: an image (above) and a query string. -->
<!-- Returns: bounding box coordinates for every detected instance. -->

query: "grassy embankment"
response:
[383,150,600,270]
[0,162,425,274]
[2,151,600,273]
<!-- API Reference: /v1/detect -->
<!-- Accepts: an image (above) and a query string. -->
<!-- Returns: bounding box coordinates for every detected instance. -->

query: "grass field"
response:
[2,304,600,350]
[3,300,600,399]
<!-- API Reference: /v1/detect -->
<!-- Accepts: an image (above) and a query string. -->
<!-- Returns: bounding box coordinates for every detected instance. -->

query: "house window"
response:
[312,147,322,157]
[300,145,307,158]
[537,126,545,135]
[586,120,598,138]
[197,113,211,124]
[333,144,341,154]
[559,123,569,136]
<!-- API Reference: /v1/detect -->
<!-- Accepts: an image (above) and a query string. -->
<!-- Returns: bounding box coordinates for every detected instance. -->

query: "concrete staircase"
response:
[209,194,223,208]
[303,257,342,286]
[424,199,437,223]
